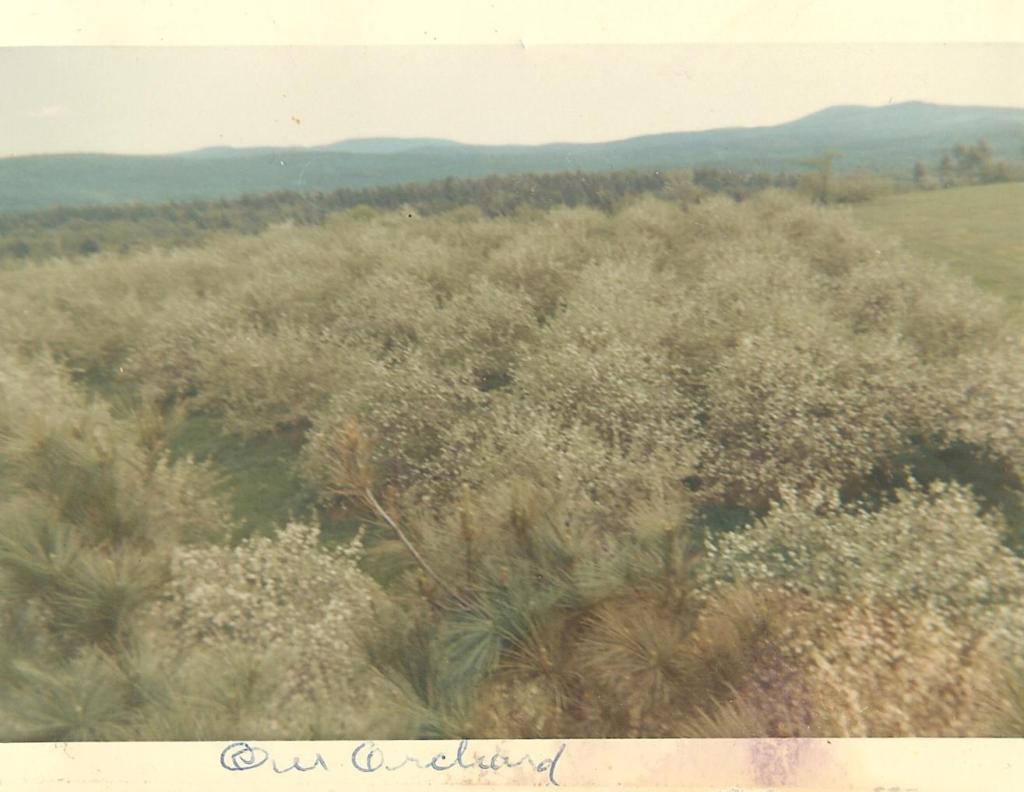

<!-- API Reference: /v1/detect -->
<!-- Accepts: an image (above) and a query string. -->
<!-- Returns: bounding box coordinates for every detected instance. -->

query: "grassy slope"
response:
[853,182,1024,321]
[853,182,1024,545]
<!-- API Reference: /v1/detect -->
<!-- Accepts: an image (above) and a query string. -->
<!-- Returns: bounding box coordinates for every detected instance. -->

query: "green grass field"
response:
[167,415,316,539]
[853,182,1024,321]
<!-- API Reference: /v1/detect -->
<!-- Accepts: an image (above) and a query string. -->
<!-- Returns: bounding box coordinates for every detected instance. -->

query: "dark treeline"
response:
[0,167,802,265]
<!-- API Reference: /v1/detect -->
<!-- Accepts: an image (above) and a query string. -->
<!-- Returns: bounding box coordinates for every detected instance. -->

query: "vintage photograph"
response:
[1,41,1022,743]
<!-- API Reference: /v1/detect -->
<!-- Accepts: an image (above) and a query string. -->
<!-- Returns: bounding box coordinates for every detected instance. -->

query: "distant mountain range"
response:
[1,102,1022,214]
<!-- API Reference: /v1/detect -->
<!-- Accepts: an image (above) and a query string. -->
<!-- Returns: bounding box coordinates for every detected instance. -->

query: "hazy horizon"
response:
[6,98,1024,161]
[2,44,1022,158]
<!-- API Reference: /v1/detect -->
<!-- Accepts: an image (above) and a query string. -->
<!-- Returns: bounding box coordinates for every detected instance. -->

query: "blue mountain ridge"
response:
[2,102,1021,214]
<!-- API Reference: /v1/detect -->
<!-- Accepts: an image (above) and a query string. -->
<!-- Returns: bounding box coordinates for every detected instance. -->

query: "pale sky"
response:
[2,44,1022,157]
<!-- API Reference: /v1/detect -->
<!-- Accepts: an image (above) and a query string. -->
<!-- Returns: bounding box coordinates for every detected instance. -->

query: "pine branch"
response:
[362,488,474,610]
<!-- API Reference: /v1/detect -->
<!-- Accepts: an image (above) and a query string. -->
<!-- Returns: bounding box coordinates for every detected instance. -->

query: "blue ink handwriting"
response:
[273,753,329,774]
[218,739,565,785]
[219,742,269,772]
[351,738,566,786]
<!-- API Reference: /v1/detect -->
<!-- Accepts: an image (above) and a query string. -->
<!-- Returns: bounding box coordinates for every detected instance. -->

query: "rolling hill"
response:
[1,101,1022,214]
